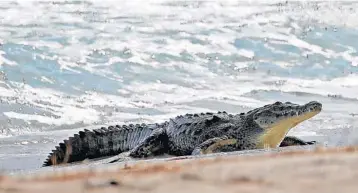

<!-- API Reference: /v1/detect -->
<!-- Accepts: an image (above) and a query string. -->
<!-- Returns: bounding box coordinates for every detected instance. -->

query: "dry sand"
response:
[1,146,358,193]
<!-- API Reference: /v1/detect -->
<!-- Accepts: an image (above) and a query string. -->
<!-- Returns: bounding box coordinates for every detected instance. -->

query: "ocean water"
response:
[0,0,358,173]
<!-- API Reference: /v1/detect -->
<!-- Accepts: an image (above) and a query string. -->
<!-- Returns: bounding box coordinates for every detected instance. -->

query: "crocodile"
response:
[43,101,322,167]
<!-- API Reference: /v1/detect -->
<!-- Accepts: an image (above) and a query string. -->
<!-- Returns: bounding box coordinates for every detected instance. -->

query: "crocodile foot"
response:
[107,152,134,164]
[280,136,317,147]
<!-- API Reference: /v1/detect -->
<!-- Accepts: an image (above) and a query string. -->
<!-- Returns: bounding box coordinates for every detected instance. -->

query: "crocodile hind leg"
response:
[191,136,238,155]
[128,127,169,157]
[279,136,316,147]
[108,128,169,163]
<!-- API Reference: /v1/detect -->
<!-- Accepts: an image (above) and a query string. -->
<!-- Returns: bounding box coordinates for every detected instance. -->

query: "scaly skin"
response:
[43,101,322,167]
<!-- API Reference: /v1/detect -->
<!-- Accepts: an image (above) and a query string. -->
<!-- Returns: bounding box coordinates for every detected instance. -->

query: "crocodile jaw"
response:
[256,109,321,149]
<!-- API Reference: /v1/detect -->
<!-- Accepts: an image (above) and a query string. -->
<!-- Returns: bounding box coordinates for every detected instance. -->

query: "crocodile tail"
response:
[42,124,154,167]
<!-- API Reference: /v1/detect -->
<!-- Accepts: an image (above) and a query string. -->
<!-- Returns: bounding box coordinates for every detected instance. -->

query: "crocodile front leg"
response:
[279,136,316,147]
[128,127,169,158]
[191,136,238,155]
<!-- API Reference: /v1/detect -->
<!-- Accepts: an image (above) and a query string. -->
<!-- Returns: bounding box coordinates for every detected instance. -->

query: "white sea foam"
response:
[0,51,17,66]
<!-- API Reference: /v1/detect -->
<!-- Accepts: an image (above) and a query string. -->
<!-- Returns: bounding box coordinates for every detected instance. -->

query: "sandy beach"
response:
[1,146,357,193]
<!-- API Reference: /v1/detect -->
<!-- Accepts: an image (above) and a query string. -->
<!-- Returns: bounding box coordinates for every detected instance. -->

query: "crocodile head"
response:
[250,101,322,149]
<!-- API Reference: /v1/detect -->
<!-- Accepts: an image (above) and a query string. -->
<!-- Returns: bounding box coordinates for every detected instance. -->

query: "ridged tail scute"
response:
[42,124,154,167]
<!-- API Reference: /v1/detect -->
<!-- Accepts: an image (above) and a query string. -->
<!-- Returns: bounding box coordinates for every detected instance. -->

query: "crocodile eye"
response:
[274,101,282,105]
